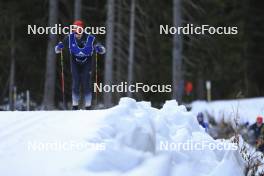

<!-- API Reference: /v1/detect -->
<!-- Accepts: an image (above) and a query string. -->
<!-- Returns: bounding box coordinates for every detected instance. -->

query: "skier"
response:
[55,20,105,110]
[197,112,209,132]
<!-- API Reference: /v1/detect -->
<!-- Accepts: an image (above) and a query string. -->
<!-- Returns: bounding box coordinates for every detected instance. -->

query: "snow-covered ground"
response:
[192,97,264,126]
[0,98,245,176]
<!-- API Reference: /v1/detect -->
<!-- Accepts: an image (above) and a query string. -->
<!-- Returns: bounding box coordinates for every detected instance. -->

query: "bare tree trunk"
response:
[172,0,183,102]
[104,0,115,107]
[74,0,82,20]
[42,0,58,109]
[127,0,136,98]
[115,0,123,102]
[9,21,15,111]
[115,0,123,83]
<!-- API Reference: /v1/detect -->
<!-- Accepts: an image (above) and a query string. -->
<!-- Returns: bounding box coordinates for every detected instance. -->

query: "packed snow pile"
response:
[0,98,245,176]
[192,97,264,126]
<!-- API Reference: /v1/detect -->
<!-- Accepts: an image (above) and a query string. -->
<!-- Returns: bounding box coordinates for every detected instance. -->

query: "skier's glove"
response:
[57,42,64,50]
[55,42,64,54]
[95,44,106,54]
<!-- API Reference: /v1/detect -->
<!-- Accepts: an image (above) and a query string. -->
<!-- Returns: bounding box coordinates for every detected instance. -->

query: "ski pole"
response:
[95,52,98,105]
[60,49,66,109]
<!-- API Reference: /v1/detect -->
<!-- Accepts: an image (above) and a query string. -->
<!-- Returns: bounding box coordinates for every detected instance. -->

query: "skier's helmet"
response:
[72,20,84,34]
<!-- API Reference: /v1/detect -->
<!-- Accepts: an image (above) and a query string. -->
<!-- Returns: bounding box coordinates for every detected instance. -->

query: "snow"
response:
[0,97,245,176]
[191,97,264,126]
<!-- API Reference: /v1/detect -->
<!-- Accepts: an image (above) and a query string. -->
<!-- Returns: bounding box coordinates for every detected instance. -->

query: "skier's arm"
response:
[55,36,69,54]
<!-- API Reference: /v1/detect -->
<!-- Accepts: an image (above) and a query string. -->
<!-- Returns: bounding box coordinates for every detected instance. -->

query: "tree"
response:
[2,2,23,110]
[104,0,115,107]
[74,0,82,19]
[127,0,136,98]
[42,0,58,109]
[113,0,127,102]
[9,20,16,110]
[172,0,183,102]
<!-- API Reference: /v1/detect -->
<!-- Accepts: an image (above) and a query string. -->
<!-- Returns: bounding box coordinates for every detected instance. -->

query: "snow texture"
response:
[0,97,245,176]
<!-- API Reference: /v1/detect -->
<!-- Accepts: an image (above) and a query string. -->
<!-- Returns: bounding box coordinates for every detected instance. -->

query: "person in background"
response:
[197,112,209,132]
[249,116,263,142]
[250,116,264,151]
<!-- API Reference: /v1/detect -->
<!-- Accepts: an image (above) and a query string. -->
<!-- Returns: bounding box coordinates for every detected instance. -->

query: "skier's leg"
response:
[81,59,92,109]
[71,59,81,109]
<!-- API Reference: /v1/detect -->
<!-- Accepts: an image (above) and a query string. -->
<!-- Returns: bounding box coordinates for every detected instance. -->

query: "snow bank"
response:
[0,98,245,176]
[84,98,245,176]
[191,97,264,125]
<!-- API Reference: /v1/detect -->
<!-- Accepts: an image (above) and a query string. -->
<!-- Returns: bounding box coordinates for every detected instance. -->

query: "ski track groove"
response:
[0,111,102,147]
[0,113,54,144]
[0,113,40,134]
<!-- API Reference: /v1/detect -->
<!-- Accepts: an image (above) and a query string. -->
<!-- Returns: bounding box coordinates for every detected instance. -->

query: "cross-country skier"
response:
[55,20,105,110]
